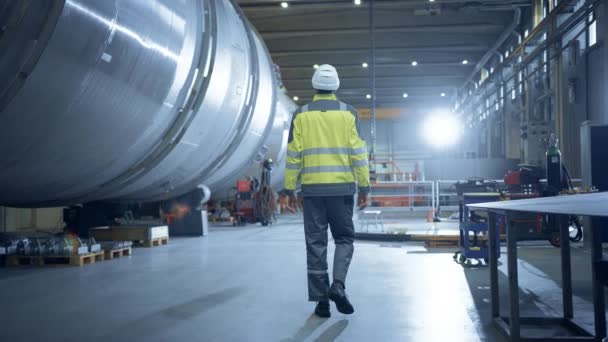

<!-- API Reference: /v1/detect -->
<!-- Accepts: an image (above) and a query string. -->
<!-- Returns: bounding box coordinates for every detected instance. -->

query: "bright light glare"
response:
[462,60,469,65]
[366,94,371,99]
[411,61,418,66]
[281,2,289,8]
[354,0,362,5]
[293,96,299,101]
[403,93,409,98]
[422,112,461,148]
[362,62,368,68]
[313,64,319,69]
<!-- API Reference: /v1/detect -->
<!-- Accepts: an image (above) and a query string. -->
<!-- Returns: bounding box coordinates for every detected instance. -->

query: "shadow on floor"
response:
[460,249,601,341]
[315,319,349,342]
[281,316,349,342]
[100,287,245,341]
[280,315,326,342]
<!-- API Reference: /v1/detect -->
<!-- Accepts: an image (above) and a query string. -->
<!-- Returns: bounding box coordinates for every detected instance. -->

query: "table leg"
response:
[589,218,606,338]
[488,212,500,318]
[559,215,573,319]
[507,214,521,341]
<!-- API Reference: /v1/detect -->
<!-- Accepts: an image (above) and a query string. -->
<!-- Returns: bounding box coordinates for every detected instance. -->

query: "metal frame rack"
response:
[470,192,607,342]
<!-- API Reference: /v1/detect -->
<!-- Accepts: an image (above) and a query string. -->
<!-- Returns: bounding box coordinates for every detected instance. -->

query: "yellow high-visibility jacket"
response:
[284,93,370,196]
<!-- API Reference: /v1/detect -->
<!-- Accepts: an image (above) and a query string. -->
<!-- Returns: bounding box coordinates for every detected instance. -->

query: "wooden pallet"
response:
[104,247,132,260]
[135,237,169,248]
[5,251,105,267]
[412,234,460,248]
[425,239,459,248]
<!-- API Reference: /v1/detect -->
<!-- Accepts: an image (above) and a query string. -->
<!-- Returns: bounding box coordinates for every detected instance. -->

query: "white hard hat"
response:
[312,64,340,91]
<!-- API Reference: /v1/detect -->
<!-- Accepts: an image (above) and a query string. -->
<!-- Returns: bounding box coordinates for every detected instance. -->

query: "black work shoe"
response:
[328,282,355,314]
[314,301,331,318]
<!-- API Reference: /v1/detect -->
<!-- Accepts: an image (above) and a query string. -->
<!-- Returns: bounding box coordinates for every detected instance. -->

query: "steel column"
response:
[368,0,376,157]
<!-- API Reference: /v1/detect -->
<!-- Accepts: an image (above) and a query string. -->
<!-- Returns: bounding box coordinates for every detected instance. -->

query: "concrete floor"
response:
[0,215,606,342]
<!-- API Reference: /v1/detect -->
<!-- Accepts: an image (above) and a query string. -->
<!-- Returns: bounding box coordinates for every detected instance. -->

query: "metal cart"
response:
[454,193,501,265]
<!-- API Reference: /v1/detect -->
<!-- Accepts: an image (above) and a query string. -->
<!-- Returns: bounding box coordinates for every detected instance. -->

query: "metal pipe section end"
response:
[0,0,294,207]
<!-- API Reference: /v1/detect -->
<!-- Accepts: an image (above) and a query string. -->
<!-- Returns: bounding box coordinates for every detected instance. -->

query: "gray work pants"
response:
[303,195,355,302]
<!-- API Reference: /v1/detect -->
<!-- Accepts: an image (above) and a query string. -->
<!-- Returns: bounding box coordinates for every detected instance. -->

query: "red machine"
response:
[233,159,276,226]
[234,179,255,225]
[502,165,560,244]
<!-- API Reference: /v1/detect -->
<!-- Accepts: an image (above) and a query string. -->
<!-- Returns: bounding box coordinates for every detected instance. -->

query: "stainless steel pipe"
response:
[0,0,293,206]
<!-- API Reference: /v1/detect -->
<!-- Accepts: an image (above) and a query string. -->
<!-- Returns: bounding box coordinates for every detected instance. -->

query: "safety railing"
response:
[368,180,435,212]
[432,178,583,213]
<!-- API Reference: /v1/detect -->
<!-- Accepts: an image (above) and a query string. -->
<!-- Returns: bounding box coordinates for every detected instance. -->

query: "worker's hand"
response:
[287,193,297,213]
[357,192,368,210]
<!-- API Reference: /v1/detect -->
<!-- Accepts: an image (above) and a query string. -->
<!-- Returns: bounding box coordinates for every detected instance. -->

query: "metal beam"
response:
[271,45,490,57]
[284,75,466,82]
[297,94,452,100]
[260,23,503,39]
[240,0,533,11]
[287,85,459,93]
[279,62,474,71]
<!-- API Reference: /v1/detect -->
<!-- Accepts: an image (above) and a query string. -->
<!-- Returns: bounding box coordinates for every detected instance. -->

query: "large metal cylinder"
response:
[0,0,292,207]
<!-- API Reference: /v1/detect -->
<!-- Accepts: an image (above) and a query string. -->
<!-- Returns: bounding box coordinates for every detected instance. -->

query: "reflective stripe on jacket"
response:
[284,93,371,197]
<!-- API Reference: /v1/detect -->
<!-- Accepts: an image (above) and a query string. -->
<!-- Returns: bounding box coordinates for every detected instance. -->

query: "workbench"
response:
[469,192,608,342]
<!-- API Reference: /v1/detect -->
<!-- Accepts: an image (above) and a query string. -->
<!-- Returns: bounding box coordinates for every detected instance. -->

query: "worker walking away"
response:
[285,64,370,318]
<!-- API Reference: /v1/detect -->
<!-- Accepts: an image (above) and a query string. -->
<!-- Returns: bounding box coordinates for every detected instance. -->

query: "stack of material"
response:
[1,233,105,267]
[0,233,26,255]
[100,241,133,260]
[91,225,169,247]
[99,241,133,250]
[0,233,104,257]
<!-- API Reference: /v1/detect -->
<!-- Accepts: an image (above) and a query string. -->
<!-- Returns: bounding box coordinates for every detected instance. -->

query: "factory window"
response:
[589,13,597,47]
[518,71,524,94]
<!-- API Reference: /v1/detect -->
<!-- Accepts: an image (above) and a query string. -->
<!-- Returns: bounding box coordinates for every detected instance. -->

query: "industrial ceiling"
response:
[239,0,532,116]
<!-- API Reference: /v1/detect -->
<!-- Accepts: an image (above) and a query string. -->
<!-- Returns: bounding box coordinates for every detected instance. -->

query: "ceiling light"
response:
[429,0,435,2]
[403,93,409,98]
[293,96,299,101]
[441,93,446,97]
[313,64,319,69]
[411,61,418,67]
[354,0,362,5]
[362,62,368,68]
[281,2,289,8]
[462,60,469,65]
[366,94,371,99]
